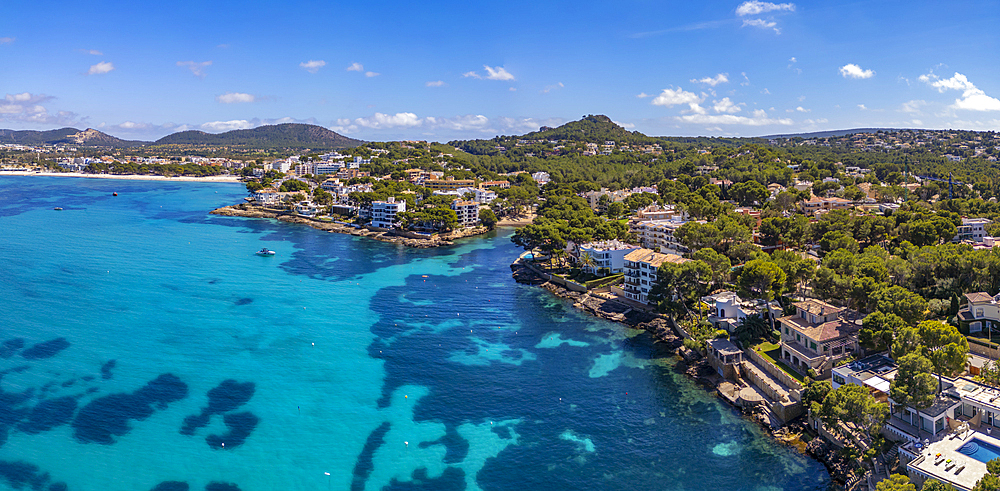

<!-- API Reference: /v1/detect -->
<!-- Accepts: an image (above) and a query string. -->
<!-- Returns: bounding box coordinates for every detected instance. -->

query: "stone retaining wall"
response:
[745,347,803,391]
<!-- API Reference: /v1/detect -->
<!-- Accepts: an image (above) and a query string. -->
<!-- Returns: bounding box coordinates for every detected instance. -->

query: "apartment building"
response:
[370,197,406,229]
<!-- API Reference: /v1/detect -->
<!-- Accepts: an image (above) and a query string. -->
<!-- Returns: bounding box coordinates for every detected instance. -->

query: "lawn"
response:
[753,341,806,384]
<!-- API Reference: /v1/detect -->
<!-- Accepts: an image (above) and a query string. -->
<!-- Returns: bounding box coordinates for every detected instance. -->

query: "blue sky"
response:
[2,0,999,141]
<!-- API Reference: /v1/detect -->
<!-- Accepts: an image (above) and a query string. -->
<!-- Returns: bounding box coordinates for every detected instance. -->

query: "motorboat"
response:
[255,248,276,256]
[54,207,63,211]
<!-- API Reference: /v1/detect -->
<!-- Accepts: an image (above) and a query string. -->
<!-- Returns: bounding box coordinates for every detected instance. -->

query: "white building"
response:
[631,219,689,255]
[252,188,281,206]
[451,199,480,228]
[271,160,293,173]
[622,249,687,304]
[702,292,753,332]
[531,172,551,185]
[294,201,321,218]
[578,240,641,274]
[956,218,992,243]
[371,197,406,229]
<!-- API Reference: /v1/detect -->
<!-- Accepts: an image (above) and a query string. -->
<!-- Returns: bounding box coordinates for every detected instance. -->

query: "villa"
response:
[777,299,860,378]
[578,240,641,274]
[958,292,1000,335]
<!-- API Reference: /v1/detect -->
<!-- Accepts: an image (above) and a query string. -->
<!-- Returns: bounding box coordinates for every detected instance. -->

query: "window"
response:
[796,333,801,342]
[832,374,845,385]
[810,341,817,350]
[977,308,985,318]
[784,327,789,335]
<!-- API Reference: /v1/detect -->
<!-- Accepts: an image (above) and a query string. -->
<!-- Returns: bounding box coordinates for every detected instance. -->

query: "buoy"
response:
[404,395,407,399]
[312,343,314,346]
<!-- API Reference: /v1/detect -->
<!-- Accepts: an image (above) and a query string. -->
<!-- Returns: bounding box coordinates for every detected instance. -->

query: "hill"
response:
[154,123,363,150]
[0,127,144,147]
[521,115,659,145]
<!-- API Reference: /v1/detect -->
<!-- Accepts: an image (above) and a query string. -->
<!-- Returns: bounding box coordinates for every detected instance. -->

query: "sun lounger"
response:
[956,466,965,474]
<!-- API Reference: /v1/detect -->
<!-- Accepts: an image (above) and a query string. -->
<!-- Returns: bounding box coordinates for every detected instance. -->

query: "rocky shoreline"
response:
[510,260,854,487]
[210,203,490,248]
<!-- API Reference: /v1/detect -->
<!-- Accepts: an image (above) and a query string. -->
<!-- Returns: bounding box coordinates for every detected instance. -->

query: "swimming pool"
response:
[958,438,1000,463]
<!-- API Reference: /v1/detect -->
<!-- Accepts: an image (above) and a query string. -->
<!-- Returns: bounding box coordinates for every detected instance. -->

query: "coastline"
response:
[0,171,242,183]
[509,257,850,484]
[210,203,490,248]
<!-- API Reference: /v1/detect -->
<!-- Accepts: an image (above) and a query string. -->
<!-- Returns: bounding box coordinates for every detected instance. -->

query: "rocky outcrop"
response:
[210,204,488,248]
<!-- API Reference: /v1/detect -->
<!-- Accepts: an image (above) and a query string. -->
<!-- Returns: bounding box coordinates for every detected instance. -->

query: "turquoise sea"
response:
[0,176,831,491]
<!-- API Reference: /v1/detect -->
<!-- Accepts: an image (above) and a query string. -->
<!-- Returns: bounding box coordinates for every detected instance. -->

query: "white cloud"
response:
[691,73,729,86]
[0,37,13,45]
[901,100,926,113]
[736,1,796,16]
[789,57,797,63]
[426,81,446,87]
[216,92,257,104]
[920,72,1000,111]
[614,120,636,129]
[299,60,326,73]
[354,112,422,129]
[796,106,810,113]
[484,65,515,81]
[346,62,364,72]
[465,65,515,81]
[79,49,103,55]
[858,104,867,110]
[678,111,793,126]
[712,97,742,113]
[0,92,81,126]
[87,61,114,75]
[365,71,379,78]
[636,92,651,98]
[541,82,565,93]
[742,18,780,33]
[651,87,703,111]
[740,73,751,86]
[331,113,563,137]
[839,63,875,79]
[200,120,253,132]
[177,61,212,77]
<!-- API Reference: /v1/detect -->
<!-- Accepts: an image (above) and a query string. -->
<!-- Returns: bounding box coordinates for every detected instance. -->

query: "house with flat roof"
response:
[956,218,992,243]
[451,199,479,229]
[370,197,406,229]
[777,299,860,378]
[577,240,641,275]
[621,248,687,304]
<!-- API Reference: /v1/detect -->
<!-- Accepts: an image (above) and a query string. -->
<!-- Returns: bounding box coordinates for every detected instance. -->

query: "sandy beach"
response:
[0,171,243,183]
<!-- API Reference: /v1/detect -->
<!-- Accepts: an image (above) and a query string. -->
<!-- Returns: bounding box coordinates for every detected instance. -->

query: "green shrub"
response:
[715,330,730,339]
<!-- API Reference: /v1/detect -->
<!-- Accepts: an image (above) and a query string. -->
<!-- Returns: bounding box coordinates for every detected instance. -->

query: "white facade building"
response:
[956,217,992,243]
[451,199,480,229]
[631,219,689,255]
[371,197,406,229]
[622,249,687,304]
[578,240,641,274]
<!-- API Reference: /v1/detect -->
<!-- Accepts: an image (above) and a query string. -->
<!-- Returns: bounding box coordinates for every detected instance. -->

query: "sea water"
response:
[0,177,831,491]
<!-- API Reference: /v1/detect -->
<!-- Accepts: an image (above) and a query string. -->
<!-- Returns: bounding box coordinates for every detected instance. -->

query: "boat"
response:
[255,248,276,256]
[53,207,63,211]
[113,192,118,196]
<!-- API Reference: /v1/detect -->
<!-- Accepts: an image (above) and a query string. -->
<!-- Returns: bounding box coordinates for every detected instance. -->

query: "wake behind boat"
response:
[255,248,276,256]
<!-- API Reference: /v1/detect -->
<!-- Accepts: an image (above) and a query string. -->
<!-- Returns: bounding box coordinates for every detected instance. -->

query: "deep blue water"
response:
[0,176,831,491]
[961,438,1000,463]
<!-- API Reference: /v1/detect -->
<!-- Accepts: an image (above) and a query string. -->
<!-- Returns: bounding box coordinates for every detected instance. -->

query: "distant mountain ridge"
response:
[522,115,658,144]
[154,123,363,149]
[0,123,362,150]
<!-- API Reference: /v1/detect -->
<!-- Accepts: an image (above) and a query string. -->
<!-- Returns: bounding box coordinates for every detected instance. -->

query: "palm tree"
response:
[579,252,597,272]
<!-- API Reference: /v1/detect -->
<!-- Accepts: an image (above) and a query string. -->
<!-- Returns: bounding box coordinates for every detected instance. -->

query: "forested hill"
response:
[0,127,144,147]
[521,115,658,144]
[153,123,363,150]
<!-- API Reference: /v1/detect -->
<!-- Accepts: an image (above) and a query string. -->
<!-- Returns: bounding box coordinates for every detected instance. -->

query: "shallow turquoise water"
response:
[0,177,831,491]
